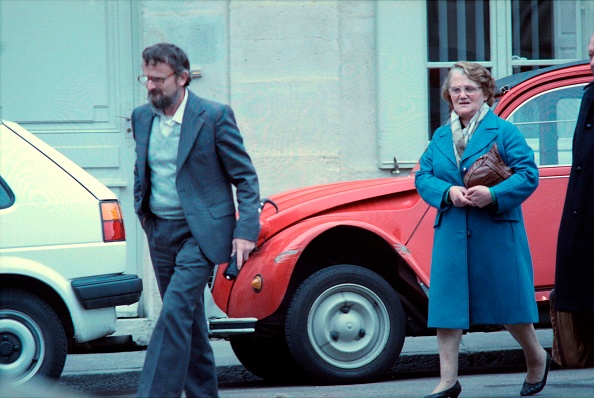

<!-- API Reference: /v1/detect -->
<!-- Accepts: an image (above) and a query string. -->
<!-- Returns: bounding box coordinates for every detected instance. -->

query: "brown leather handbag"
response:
[463,143,513,188]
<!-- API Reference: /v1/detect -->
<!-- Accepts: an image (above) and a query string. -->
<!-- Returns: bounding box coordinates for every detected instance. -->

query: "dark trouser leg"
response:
[137,218,218,398]
[184,296,217,397]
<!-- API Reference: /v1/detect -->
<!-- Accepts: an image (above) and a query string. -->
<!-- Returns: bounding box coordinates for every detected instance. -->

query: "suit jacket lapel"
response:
[135,105,155,189]
[136,105,154,155]
[177,91,205,173]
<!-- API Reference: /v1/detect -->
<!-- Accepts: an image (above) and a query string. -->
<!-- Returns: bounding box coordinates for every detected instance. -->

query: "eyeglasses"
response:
[449,85,481,96]
[137,72,176,86]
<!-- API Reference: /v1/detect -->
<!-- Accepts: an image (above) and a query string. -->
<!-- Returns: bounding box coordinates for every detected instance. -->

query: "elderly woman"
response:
[415,62,551,398]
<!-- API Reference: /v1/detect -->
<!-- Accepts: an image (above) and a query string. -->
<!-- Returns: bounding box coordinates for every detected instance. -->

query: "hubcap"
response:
[1,333,21,363]
[307,284,390,369]
[0,311,44,383]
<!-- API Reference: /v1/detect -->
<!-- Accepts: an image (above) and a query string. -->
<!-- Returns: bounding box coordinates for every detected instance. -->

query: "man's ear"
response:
[178,71,189,87]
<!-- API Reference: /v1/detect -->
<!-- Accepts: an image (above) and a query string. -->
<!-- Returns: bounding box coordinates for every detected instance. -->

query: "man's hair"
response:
[142,43,191,87]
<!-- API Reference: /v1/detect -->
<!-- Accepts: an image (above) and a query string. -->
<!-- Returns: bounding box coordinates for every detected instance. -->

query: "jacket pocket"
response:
[491,208,520,222]
[207,200,236,219]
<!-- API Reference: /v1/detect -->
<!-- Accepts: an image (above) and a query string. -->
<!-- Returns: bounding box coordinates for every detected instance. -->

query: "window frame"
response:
[0,175,16,209]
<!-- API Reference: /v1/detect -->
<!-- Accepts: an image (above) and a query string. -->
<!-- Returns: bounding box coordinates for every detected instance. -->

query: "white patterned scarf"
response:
[451,102,490,165]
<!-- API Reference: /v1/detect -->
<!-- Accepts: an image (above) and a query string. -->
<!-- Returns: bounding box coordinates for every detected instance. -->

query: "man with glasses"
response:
[132,43,261,397]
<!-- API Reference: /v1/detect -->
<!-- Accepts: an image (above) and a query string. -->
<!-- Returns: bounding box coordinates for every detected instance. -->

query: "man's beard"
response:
[148,88,182,111]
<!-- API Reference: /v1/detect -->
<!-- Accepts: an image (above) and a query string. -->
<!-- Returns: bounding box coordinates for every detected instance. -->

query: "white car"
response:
[0,120,142,384]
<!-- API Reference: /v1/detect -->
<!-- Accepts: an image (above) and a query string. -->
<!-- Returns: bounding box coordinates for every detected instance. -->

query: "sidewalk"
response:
[58,329,553,391]
[61,339,239,376]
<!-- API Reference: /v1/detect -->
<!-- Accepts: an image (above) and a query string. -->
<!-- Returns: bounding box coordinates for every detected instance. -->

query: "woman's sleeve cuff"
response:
[443,187,452,205]
[489,187,497,205]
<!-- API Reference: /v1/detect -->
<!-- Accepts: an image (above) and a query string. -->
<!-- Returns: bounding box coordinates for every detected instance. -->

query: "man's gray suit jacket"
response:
[132,91,261,264]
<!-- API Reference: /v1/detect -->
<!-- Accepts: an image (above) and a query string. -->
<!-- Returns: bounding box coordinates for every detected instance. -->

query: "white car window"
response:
[507,84,585,166]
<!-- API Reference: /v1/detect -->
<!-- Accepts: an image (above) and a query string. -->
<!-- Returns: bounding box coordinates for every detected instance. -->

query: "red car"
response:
[210,61,593,384]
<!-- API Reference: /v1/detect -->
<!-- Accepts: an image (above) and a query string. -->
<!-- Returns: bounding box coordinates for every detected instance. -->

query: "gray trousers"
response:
[137,217,218,398]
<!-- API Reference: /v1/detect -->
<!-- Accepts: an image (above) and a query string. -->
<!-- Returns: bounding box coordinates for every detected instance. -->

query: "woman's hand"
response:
[465,185,493,208]
[449,186,474,207]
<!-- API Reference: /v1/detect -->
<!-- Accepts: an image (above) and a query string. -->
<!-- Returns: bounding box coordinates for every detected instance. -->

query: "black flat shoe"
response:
[520,351,552,396]
[424,380,462,398]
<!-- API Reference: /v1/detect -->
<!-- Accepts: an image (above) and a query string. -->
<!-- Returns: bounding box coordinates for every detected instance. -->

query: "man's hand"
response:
[449,186,473,207]
[465,185,493,208]
[232,238,256,270]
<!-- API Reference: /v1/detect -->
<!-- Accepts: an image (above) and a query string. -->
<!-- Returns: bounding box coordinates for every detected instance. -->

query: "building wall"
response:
[138,1,385,199]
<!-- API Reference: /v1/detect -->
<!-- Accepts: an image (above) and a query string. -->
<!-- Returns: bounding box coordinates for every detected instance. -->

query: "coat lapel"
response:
[177,91,205,172]
[459,110,498,166]
[433,126,458,168]
[431,110,500,173]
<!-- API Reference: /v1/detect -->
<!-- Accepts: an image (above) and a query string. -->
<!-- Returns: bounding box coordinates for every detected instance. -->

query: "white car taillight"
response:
[100,200,126,242]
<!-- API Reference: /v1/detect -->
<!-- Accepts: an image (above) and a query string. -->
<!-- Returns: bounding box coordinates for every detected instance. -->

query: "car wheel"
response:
[0,288,67,384]
[285,264,406,383]
[229,333,304,381]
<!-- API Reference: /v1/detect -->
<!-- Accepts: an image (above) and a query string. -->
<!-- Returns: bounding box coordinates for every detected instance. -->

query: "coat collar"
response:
[433,109,499,167]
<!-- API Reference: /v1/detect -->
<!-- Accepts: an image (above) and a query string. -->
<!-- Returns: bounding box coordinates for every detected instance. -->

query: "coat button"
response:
[587,123,592,130]
[576,166,582,173]
[573,210,578,217]
[466,231,471,236]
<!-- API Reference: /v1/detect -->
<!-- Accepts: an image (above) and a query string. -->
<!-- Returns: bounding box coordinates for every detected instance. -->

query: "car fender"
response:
[0,256,115,342]
[225,215,422,320]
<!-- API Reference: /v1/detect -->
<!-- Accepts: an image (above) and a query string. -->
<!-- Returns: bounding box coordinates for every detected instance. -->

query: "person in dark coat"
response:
[415,62,550,398]
[552,33,594,368]
[555,33,594,316]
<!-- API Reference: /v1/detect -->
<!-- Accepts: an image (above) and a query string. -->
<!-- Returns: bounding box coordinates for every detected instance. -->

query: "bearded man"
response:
[132,43,261,397]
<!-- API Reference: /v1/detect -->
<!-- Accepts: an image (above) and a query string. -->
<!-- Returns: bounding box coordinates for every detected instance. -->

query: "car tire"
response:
[229,333,304,381]
[0,288,67,384]
[285,264,406,383]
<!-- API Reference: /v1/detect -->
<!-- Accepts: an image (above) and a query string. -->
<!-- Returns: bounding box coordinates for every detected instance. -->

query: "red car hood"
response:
[256,175,419,243]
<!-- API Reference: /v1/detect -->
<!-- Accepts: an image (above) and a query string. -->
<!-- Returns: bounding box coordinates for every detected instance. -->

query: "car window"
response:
[507,84,585,166]
[0,176,15,209]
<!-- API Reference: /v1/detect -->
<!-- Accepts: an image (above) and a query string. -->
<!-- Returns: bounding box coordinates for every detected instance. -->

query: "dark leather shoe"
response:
[424,380,462,398]
[520,351,552,396]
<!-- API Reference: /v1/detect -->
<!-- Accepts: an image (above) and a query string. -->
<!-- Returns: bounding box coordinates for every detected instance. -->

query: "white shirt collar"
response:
[171,88,189,125]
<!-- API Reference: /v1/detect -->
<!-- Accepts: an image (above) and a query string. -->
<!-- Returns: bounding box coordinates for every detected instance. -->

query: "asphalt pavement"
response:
[5,329,560,398]
[52,328,554,394]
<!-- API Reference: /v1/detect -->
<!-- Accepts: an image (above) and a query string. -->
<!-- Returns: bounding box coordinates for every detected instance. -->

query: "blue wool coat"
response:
[415,110,539,329]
